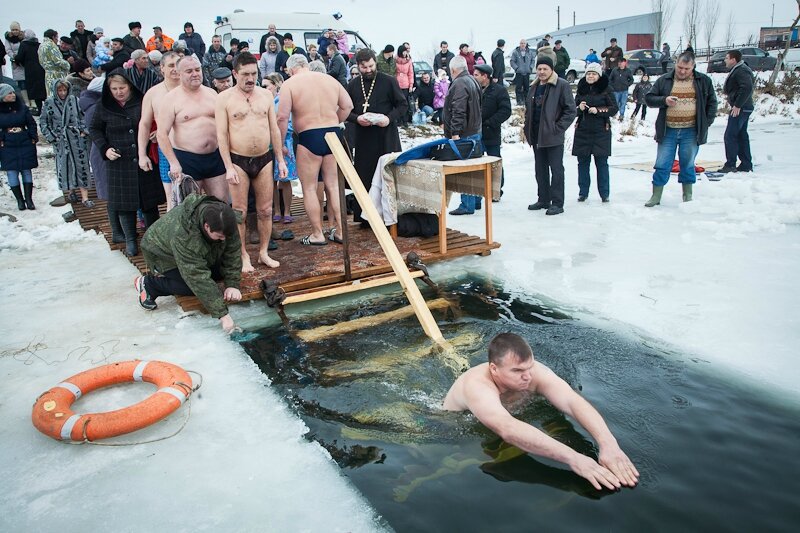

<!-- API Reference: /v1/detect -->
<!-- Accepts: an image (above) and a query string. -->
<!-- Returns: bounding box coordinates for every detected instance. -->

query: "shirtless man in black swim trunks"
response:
[216,52,288,271]
[277,54,353,246]
[156,55,229,202]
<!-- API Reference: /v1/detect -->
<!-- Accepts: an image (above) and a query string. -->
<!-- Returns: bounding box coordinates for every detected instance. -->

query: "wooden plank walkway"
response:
[67,190,500,314]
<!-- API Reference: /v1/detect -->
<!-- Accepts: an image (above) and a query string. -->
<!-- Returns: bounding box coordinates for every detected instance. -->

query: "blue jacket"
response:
[179,32,206,58]
[0,99,38,171]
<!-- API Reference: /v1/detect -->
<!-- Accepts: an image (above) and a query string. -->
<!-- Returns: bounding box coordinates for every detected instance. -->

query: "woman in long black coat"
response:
[572,63,618,202]
[89,69,165,256]
[0,85,38,210]
[13,30,46,114]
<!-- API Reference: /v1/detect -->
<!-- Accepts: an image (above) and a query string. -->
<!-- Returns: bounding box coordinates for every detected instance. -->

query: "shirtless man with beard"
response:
[216,52,288,271]
[138,51,181,209]
[156,55,228,201]
[276,54,353,246]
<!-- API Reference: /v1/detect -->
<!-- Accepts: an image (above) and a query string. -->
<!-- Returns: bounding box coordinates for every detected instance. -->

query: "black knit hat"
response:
[536,56,554,69]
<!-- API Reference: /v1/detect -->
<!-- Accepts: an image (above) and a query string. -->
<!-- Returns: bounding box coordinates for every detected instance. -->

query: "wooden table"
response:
[388,156,501,255]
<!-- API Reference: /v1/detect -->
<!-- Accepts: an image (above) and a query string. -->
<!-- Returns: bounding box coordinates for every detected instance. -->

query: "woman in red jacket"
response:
[395,44,414,126]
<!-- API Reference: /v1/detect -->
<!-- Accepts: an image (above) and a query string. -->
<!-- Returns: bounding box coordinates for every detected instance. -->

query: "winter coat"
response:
[70,29,90,59]
[14,39,45,101]
[433,77,449,109]
[40,79,92,190]
[645,69,717,146]
[491,47,505,80]
[585,52,600,64]
[327,52,348,87]
[202,46,227,82]
[632,80,652,103]
[99,50,131,74]
[554,46,571,74]
[601,45,624,71]
[723,61,754,111]
[460,50,475,74]
[395,56,414,90]
[259,32,284,55]
[88,70,165,211]
[481,80,512,146]
[0,99,38,170]
[524,72,577,148]
[336,34,349,56]
[609,67,634,92]
[376,53,396,77]
[140,194,242,319]
[258,37,281,77]
[510,46,535,75]
[415,79,434,109]
[178,32,206,58]
[4,33,25,81]
[275,47,308,80]
[661,45,671,63]
[146,34,174,52]
[122,34,146,56]
[433,51,454,78]
[316,36,334,58]
[79,89,108,200]
[38,39,70,97]
[572,75,618,158]
[443,70,482,139]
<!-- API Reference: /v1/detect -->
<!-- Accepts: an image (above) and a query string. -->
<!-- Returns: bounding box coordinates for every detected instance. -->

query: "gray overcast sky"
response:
[3,0,797,59]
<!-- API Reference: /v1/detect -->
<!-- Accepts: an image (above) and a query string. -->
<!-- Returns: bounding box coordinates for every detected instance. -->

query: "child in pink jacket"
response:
[433,69,449,124]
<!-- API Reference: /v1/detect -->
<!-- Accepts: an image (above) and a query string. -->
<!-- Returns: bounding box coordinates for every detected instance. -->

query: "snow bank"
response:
[0,171,383,531]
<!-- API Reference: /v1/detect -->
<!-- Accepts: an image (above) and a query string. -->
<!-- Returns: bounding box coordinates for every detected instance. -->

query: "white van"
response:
[770,48,800,72]
[212,11,371,57]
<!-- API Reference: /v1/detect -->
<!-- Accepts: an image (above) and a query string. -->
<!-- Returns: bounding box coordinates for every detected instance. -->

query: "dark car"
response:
[623,49,673,75]
[413,60,432,83]
[707,47,778,73]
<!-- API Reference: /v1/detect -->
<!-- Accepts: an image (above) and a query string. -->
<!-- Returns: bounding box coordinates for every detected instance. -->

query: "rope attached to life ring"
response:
[65,370,204,447]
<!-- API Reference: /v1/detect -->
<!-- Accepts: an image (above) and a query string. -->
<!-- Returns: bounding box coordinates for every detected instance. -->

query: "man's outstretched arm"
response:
[536,363,639,487]
[465,380,624,490]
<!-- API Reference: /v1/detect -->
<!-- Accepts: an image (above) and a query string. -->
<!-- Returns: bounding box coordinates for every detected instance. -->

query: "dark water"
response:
[240,275,800,532]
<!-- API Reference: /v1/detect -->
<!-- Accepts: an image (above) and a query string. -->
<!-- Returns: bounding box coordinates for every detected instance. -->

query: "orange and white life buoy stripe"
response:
[32,360,193,442]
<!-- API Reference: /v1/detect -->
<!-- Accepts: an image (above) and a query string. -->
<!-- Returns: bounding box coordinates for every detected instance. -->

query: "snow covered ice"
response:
[1,79,799,530]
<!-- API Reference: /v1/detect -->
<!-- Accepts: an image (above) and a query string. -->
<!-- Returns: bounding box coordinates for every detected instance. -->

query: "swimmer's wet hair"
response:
[488,333,533,365]
[234,51,257,71]
[202,202,237,237]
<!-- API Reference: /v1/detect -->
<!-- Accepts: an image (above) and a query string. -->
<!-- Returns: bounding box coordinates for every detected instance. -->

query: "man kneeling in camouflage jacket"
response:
[135,194,243,332]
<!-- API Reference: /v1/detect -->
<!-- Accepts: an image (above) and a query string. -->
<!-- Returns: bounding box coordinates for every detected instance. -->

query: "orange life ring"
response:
[32,360,193,442]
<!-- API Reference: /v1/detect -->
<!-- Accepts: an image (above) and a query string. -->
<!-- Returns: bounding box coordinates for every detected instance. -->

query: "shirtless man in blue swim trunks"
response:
[138,51,180,210]
[216,52,288,271]
[277,54,353,246]
[156,55,229,202]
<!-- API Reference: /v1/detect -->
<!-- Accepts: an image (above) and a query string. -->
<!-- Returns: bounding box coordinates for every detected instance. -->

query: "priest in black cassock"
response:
[346,48,408,226]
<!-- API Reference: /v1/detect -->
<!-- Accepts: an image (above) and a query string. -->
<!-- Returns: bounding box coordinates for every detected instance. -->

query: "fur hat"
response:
[536,56,554,70]
[585,63,603,76]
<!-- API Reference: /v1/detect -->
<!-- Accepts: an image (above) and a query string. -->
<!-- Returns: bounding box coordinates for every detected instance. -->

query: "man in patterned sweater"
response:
[643,53,716,207]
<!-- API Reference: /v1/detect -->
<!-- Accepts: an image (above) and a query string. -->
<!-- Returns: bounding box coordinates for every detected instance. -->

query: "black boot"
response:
[10,186,26,211]
[118,211,139,256]
[107,208,125,243]
[141,207,160,229]
[23,182,35,210]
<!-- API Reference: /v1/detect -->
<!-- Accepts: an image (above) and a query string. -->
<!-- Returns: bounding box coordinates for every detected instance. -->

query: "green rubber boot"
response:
[644,185,664,207]
[682,183,693,202]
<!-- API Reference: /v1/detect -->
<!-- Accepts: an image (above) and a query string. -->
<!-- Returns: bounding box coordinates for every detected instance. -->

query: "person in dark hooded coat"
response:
[79,76,108,201]
[572,63,618,202]
[0,84,38,210]
[89,69,166,256]
[14,30,46,113]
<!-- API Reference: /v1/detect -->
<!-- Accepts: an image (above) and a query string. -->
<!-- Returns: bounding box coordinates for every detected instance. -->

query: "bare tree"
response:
[745,32,757,46]
[768,0,800,87]
[723,11,736,47]
[651,0,675,48]
[684,0,700,49]
[702,0,720,59]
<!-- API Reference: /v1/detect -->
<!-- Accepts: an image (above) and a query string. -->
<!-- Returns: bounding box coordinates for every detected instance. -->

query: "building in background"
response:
[759,26,799,50]
[530,12,661,56]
